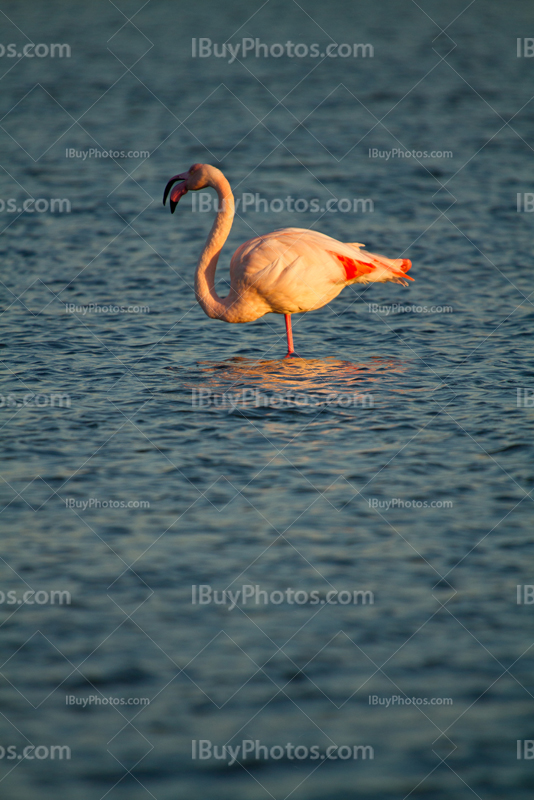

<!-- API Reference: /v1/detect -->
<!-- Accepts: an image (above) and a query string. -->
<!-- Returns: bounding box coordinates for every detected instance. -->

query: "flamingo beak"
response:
[163,172,190,213]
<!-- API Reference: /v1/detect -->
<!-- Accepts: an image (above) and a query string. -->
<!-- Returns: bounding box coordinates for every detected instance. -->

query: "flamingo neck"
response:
[195,171,235,320]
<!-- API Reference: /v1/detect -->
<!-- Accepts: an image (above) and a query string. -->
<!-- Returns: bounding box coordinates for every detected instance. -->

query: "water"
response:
[1,0,534,798]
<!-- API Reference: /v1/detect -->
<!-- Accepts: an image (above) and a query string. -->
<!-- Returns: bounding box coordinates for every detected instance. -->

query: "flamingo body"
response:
[227,227,412,322]
[163,164,413,355]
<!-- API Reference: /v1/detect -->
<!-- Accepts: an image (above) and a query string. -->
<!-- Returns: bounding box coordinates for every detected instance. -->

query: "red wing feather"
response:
[330,251,413,282]
[329,252,376,280]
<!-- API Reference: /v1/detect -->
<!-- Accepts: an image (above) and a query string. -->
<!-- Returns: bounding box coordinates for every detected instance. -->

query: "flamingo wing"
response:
[267,229,413,285]
[229,228,412,315]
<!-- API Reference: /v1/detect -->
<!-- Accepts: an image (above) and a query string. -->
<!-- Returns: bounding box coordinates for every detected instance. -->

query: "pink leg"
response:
[284,314,295,357]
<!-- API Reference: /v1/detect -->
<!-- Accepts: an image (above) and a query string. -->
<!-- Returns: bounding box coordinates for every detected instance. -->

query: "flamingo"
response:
[163,164,413,357]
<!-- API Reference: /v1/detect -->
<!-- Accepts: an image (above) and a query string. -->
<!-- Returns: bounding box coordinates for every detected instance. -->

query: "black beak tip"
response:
[170,200,177,214]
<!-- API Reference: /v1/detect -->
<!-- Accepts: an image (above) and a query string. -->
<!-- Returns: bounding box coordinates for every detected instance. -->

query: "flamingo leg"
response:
[284,313,295,357]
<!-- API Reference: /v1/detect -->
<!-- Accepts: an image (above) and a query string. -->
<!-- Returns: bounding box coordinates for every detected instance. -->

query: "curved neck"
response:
[195,171,235,319]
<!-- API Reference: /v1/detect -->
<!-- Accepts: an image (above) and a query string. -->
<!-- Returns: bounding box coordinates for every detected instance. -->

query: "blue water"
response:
[1,1,534,798]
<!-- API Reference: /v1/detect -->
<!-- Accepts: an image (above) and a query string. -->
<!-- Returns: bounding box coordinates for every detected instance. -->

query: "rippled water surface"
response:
[1,1,534,798]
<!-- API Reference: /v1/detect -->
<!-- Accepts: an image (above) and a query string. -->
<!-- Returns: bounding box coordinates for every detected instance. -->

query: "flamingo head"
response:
[163,163,209,213]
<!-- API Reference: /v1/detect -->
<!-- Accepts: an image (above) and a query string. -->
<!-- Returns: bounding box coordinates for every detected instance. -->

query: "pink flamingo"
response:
[164,164,413,357]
